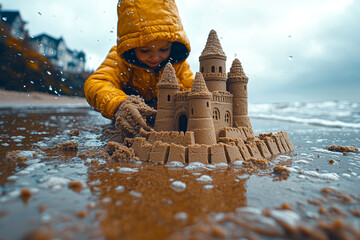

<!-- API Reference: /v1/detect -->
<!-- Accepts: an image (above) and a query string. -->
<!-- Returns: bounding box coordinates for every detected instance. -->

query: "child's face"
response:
[134,40,171,68]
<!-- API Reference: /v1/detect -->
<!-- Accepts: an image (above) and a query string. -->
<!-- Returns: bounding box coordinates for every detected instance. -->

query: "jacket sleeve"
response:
[174,60,194,91]
[84,46,129,119]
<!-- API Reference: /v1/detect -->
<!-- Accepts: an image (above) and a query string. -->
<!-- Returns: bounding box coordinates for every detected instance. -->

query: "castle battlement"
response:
[146,130,195,146]
[202,72,227,79]
[212,91,233,104]
[174,91,189,102]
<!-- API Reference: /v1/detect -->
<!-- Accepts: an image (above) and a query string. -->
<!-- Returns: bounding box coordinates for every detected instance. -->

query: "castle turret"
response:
[227,58,253,131]
[187,72,217,145]
[154,63,180,131]
[199,30,227,92]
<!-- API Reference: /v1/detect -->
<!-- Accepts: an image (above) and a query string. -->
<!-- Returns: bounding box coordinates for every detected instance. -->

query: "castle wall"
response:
[130,130,294,165]
[147,131,195,146]
[210,91,233,138]
[212,101,232,138]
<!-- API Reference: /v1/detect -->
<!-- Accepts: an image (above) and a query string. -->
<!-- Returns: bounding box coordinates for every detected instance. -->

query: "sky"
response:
[1,0,359,103]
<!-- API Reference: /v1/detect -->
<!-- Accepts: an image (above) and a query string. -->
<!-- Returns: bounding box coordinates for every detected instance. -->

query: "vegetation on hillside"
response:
[0,23,91,97]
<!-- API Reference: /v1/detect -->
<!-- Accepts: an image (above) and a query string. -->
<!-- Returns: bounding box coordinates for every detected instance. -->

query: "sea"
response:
[249,100,360,129]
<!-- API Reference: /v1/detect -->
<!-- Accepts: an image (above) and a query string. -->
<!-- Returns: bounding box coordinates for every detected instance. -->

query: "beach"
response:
[0,92,359,239]
[0,89,88,107]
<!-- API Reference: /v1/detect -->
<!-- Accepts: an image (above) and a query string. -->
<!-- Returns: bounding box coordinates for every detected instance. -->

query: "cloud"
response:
[2,0,359,102]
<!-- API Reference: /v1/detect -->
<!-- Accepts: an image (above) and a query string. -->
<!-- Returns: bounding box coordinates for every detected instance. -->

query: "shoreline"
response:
[0,89,88,107]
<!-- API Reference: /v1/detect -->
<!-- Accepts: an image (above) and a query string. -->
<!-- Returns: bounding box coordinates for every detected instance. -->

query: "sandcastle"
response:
[129,30,294,165]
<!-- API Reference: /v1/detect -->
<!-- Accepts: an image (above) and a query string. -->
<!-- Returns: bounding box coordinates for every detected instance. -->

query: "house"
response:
[30,33,86,74]
[0,9,28,40]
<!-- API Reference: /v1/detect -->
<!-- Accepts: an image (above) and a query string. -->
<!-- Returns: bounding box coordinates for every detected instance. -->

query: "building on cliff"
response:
[154,29,252,145]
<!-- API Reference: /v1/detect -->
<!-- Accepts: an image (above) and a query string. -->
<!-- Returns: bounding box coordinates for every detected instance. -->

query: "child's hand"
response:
[114,95,157,138]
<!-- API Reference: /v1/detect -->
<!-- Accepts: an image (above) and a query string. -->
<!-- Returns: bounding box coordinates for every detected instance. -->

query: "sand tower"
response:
[199,29,227,92]
[187,72,217,145]
[227,58,252,130]
[154,63,180,131]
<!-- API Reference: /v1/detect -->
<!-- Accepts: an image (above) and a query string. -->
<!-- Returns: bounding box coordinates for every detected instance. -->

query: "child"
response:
[84,0,194,137]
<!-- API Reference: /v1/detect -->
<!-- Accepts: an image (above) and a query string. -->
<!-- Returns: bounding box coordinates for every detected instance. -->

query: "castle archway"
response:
[178,114,188,133]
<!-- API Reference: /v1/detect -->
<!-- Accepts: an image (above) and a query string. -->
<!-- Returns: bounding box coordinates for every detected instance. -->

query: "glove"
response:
[114,95,157,139]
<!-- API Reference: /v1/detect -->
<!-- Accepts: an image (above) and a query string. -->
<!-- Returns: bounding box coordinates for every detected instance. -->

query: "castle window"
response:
[213,108,220,120]
[201,67,204,73]
[219,66,222,73]
[167,95,171,101]
[244,85,247,91]
[211,66,215,73]
[191,109,194,115]
[225,111,231,124]
[207,102,209,108]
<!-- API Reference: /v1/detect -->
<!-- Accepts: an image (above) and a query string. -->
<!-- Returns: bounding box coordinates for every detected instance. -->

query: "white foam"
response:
[196,175,213,183]
[252,114,360,129]
[270,210,300,227]
[166,161,185,168]
[39,176,70,189]
[118,167,138,173]
[203,185,214,190]
[236,206,262,215]
[185,162,210,170]
[174,212,188,222]
[232,161,244,166]
[129,190,142,198]
[115,185,125,193]
[294,160,310,164]
[302,171,340,181]
[171,181,186,192]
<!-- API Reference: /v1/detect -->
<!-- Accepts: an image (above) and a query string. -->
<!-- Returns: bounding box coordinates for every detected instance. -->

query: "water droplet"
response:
[288,35,292,38]
[38,12,42,15]
[49,86,53,91]
[30,81,34,84]
[140,18,143,21]
[61,78,66,82]
[2,17,7,21]
[46,71,51,75]
[288,56,293,61]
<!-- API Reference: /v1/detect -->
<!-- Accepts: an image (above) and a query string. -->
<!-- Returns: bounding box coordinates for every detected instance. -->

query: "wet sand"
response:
[0,89,87,107]
[0,99,359,239]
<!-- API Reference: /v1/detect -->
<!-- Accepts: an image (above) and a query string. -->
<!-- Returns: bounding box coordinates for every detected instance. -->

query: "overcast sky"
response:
[1,0,359,103]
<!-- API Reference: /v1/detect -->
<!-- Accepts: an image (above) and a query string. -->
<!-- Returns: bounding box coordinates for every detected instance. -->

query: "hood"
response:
[116,0,191,67]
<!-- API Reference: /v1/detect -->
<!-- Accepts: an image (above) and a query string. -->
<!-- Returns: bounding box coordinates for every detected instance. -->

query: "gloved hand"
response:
[114,95,157,139]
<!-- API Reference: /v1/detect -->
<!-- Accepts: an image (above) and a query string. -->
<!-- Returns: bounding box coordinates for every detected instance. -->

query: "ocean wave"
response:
[251,114,360,129]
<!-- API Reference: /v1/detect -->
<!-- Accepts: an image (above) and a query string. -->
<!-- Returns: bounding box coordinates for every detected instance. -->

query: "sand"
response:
[0,89,88,106]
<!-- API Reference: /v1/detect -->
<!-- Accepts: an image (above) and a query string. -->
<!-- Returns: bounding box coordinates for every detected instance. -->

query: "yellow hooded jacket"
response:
[84,0,194,119]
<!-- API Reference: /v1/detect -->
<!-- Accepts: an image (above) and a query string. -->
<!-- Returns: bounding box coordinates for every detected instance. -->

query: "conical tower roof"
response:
[199,29,226,60]
[189,72,212,97]
[228,58,248,81]
[157,62,180,89]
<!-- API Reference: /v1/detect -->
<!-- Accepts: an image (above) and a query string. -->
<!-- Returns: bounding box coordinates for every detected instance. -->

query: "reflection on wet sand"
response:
[87,162,248,239]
